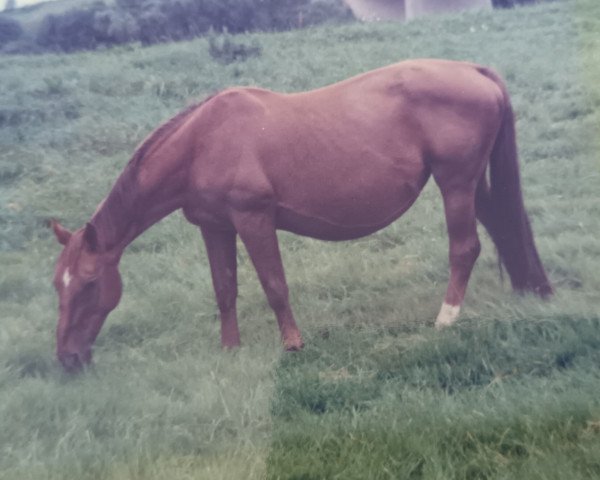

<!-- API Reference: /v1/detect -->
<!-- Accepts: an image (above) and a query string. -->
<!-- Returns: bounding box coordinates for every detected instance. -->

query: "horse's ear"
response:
[83,223,99,253]
[50,220,72,246]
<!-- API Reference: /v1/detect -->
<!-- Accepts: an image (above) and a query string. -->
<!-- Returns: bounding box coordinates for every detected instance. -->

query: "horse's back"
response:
[184,60,504,239]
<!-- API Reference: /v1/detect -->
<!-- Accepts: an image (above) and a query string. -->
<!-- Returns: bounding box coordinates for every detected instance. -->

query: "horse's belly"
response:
[275,206,405,240]
[274,179,423,241]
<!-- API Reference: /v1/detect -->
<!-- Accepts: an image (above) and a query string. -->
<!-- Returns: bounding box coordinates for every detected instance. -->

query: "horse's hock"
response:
[344,0,492,22]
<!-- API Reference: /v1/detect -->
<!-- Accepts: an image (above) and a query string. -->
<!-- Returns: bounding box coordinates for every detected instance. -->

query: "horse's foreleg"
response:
[232,211,304,351]
[200,225,240,348]
[435,187,481,328]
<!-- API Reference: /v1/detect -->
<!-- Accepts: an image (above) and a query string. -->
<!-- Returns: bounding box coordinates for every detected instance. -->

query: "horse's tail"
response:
[475,68,553,297]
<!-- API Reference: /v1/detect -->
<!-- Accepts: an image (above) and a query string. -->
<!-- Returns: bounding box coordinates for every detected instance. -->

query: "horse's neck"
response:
[90,164,184,255]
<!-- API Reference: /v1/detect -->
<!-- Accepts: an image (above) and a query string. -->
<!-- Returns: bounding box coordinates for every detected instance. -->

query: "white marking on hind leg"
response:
[62,268,72,288]
[435,302,460,329]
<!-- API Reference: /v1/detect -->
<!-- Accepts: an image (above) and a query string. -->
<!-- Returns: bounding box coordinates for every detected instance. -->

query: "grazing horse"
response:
[51,59,552,372]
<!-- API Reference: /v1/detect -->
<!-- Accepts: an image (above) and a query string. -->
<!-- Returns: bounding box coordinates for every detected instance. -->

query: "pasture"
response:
[1,0,599,478]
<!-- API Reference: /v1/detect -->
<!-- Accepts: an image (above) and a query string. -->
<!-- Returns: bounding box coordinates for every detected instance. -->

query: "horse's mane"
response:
[90,92,221,247]
[127,92,220,168]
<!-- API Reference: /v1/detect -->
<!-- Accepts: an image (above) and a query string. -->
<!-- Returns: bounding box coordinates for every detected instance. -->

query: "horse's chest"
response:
[182,191,231,227]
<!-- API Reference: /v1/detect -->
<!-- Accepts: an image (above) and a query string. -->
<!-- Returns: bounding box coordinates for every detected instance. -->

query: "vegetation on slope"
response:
[1,0,552,54]
[1,0,352,53]
[0,0,599,478]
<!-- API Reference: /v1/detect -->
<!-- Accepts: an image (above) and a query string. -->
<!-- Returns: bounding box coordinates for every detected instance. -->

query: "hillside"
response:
[0,0,599,478]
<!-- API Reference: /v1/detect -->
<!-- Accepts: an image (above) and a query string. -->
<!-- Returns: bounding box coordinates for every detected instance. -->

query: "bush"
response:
[1,38,42,55]
[93,9,140,44]
[492,0,540,7]
[251,0,310,31]
[36,8,101,52]
[115,0,148,11]
[36,2,142,51]
[27,0,352,54]
[208,32,262,64]
[0,15,23,46]
[136,0,212,45]
[136,6,171,45]
[299,1,353,28]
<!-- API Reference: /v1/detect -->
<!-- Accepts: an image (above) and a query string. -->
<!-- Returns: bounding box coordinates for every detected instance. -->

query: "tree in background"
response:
[31,0,351,51]
[0,14,22,46]
[93,9,140,45]
[492,0,538,7]
[3,0,346,53]
[37,8,102,52]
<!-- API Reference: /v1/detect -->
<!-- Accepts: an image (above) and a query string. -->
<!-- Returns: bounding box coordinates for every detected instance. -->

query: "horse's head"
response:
[51,221,122,372]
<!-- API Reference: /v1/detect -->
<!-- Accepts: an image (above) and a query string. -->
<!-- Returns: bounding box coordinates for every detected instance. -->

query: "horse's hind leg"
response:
[200,225,240,348]
[232,210,304,351]
[434,184,481,328]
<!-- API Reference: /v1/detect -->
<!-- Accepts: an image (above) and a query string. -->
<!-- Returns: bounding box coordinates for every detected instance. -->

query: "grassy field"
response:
[1,0,600,478]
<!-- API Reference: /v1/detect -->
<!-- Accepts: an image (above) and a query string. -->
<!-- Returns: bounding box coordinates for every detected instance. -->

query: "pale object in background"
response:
[344,0,492,22]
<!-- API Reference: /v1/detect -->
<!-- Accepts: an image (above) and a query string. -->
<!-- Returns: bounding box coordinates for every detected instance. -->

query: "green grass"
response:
[1,0,600,478]
[268,318,600,479]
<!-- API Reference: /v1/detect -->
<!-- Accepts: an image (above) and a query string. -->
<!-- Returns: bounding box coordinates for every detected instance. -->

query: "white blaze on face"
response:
[435,302,460,328]
[62,268,72,289]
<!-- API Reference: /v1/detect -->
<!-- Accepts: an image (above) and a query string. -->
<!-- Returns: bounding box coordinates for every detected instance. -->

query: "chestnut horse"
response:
[51,59,552,371]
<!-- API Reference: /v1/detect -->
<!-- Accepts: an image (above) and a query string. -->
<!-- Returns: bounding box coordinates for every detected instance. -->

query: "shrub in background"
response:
[36,7,103,52]
[492,0,540,7]
[299,0,354,28]
[135,0,212,45]
[93,9,141,45]
[208,31,262,64]
[2,0,554,55]
[16,0,351,53]
[0,14,23,46]
[1,38,43,54]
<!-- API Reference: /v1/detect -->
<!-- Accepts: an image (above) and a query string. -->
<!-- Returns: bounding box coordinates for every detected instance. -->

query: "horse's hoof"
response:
[284,337,304,351]
[434,302,460,329]
[434,320,452,330]
[221,341,241,350]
